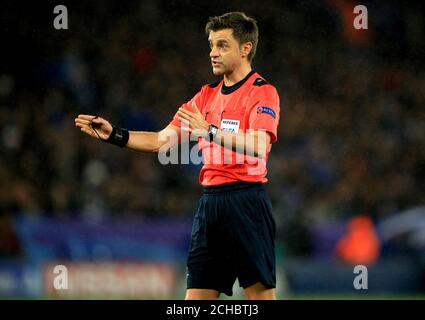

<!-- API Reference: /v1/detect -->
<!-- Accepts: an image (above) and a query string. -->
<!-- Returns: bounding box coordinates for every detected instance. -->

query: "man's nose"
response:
[210,47,219,58]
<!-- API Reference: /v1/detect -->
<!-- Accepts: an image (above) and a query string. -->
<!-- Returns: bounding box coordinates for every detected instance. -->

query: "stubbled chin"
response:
[212,67,224,76]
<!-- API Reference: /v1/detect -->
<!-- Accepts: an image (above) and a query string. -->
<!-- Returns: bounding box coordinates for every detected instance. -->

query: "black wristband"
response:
[106,126,129,148]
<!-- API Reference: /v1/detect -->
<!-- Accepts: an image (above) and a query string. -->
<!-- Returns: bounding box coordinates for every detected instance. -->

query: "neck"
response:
[223,64,252,86]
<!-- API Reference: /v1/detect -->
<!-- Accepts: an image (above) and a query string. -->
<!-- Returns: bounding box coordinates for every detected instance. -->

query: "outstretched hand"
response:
[74,114,113,141]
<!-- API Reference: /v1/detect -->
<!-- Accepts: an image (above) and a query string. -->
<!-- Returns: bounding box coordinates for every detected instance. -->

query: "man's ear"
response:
[241,42,253,59]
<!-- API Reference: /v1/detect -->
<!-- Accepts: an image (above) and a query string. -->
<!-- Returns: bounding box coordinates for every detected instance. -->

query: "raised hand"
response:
[177,101,209,137]
[74,114,113,141]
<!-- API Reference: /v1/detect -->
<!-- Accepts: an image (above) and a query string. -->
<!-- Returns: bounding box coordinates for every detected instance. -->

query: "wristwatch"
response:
[208,124,219,142]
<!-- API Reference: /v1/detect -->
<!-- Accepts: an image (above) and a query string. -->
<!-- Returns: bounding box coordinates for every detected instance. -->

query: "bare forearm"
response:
[125,125,180,153]
[214,129,269,158]
[126,131,161,153]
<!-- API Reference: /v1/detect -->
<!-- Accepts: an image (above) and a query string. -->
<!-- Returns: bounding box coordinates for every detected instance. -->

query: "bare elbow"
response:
[157,127,179,154]
[155,139,167,154]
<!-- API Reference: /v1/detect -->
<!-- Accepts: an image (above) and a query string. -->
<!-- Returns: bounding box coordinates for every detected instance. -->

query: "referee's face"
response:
[208,29,245,76]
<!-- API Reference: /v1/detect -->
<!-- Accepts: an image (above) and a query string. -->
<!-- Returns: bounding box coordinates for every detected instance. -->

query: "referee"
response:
[75,12,280,300]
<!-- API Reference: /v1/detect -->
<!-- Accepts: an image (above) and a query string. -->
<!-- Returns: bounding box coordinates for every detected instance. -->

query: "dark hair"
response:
[205,12,259,62]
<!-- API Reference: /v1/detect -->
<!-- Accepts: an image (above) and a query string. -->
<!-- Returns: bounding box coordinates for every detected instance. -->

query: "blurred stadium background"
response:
[1,0,425,299]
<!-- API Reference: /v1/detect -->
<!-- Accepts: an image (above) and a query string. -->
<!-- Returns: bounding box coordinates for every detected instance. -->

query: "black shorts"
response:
[186,182,276,296]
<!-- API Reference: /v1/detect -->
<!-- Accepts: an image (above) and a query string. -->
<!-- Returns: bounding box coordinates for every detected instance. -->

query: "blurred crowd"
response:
[1,0,424,257]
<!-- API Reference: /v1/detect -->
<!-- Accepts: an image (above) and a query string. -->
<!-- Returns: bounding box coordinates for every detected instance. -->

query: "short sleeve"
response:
[247,85,281,143]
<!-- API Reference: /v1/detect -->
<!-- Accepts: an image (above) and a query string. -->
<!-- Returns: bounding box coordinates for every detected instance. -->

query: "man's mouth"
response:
[212,61,221,67]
